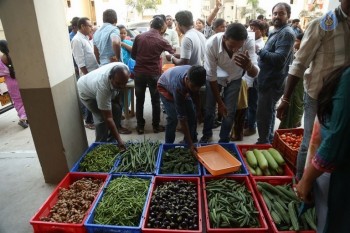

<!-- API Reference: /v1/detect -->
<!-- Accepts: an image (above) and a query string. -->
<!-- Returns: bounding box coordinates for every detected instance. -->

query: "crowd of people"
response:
[1,0,349,231]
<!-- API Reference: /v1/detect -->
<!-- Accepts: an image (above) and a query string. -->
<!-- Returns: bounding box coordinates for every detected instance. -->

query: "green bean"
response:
[112,140,160,173]
[94,176,150,226]
[205,178,260,228]
[78,144,120,172]
[160,148,198,174]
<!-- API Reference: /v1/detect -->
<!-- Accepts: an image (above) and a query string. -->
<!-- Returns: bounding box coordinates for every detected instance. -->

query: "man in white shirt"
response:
[167,10,206,66]
[243,20,266,137]
[199,23,259,143]
[77,62,130,148]
[71,17,99,76]
[71,17,99,130]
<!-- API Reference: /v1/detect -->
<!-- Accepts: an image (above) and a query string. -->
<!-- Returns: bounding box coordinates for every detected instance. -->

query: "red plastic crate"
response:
[251,177,315,233]
[30,173,108,233]
[203,176,269,233]
[237,144,294,178]
[272,128,304,171]
[142,176,202,233]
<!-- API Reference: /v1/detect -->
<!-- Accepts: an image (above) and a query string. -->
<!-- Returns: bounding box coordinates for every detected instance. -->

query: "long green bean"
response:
[94,176,150,226]
[113,140,160,173]
[79,144,120,172]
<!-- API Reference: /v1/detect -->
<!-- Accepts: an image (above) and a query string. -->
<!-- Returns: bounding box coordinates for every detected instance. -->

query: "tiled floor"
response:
[0,92,270,233]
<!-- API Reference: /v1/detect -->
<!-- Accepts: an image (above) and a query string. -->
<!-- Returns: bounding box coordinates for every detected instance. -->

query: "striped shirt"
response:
[288,6,350,99]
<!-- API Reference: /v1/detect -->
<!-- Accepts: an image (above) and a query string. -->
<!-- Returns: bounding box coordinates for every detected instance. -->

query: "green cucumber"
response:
[268,148,285,166]
[262,150,279,170]
[253,149,268,171]
[246,150,258,168]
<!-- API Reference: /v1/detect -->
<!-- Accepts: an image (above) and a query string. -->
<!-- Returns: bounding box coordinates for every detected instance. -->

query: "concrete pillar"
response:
[0,0,88,183]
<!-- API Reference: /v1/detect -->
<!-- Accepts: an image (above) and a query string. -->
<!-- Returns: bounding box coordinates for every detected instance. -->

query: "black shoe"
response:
[213,120,221,128]
[243,128,256,136]
[179,138,198,144]
[218,138,230,143]
[136,126,144,135]
[153,125,165,133]
[18,120,29,129]
[199,136,212,143]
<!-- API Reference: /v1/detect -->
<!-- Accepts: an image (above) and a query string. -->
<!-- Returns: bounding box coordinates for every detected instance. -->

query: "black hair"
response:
[0,40,15,79]
[292,19,300,24]
[153,14,166,22]
[213,18,226,30]
[150,17,165,30]
[175,11,194,27]
[317,65,350,126]
[77,17,90,30]
[108,64,130,80]
[249,20,265,31]
[197,18,205,25]
[187,65,206,87]
[257,15,264,20]
[272,2,291,17]
[225,23,247,41]
[296,32,304,41]
[117,24,126,30]
[103,9,117,24]
[70,17,79,27]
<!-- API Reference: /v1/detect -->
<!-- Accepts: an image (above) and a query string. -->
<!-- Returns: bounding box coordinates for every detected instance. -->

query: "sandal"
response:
[118,127,132,134]
[84,124,95,130]
[18,119,29,129]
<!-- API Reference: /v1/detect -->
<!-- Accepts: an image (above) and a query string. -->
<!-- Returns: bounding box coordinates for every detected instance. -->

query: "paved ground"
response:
[0,92,265,233]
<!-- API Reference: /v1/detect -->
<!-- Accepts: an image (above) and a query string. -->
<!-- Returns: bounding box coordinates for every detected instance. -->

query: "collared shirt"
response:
[243,37,265,87]
[157,65,193,120]
[181,28,206,66]
[289,6,350,99]
[205,32,259,86]
[71,31,99,75]
[131,28,174,75]
[93,23,121,66]
[77,62,128,110]
[163,28,179,48]
[257,24,295,91]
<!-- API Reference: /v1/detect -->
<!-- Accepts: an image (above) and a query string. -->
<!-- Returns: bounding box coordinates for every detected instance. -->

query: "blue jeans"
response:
[202,79,241,142]
[314,172,330,233]
[296,92,317,179]
[160,94,197,143]
[256,87,283,144]
[246,80,258,130]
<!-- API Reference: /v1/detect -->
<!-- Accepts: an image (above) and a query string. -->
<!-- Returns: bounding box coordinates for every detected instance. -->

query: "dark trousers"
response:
[80,94,122,142]
[256,87,283,144]
[134,73,161,128]
[232,108,247,140]
[160,94,197,143]
[246,80,258,130]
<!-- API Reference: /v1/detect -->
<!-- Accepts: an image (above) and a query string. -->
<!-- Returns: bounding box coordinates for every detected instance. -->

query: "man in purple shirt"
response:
[158,65,206,155]
[131,16,175,134]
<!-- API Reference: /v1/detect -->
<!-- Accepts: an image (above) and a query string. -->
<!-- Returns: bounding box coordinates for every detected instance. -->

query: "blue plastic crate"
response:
[111,142,161,175]
[199,143,249,176]
[85,174,154,233]
[71,142,120,173]
[156,143,202,177]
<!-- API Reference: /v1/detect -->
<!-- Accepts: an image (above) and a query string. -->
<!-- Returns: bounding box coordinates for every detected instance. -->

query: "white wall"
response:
[0,20,5,40]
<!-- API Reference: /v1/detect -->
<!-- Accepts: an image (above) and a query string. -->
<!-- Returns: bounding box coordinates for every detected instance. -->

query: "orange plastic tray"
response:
[162,64,175,73]
[197,144,242,176]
